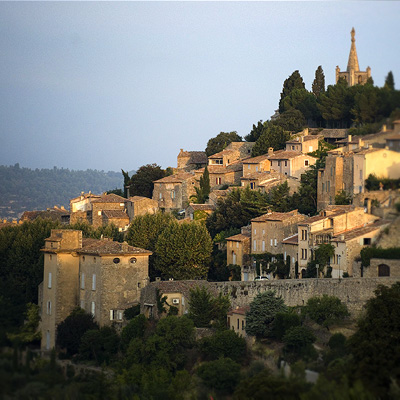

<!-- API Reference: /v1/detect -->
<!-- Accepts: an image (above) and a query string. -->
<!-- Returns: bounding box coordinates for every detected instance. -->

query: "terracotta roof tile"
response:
[91,193,127,203]
[226,233,251,242]
[267,150,304,160]
[282,233,299,245]
[102,210,129,219]
[154,172,195,183]
[80,238,151,255]
[242,154,270,164]
[331,220,389,242]
[251,210,300,222]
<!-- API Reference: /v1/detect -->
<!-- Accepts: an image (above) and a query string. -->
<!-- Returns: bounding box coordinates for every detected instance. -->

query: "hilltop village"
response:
[2,28,400,399]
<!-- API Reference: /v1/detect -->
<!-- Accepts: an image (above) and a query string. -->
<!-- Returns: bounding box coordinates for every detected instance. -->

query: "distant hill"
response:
[0,164,124,219]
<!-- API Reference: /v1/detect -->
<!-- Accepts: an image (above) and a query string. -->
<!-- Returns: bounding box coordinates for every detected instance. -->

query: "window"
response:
[301,230,308,241]
[256,166,258,172]
[327,181,330,191]
[80,300,85,309]
[242,320,245,330]
[308,146,313,152]
[91,302,95,316]
[119,203,124,207]
[360,170,363,180]
[250,182,255,189]
[322,183,325,192]
[48,272,52,289]
[270,239,273,246]
[262,240,265,251]
[278,161,281,167]
[138,282,141,288]
[292,145,295,150]
[171,190,175,199]
[236,242,239,248]
[98,211,102,216]
[49,254,52,260]
[253,240,256,251]
[248,164,250,170]
[304,160,309,166]
[330,167,333,177]
[254,228,256,234]
[92,274,96,291]
[336,254,341,264]
[113,257,120,264]
[110,310,123,321]
[47,300,51,315]
[284,251,287,259]
[237,319,239,330]
[81,273,85,289]
[159,192,162,200]
[292,257,295,264]
[363,238,371,245]
[216,177,222,185]
[274,239,277,246]
[378,264,390,277]
[284,161,287,167]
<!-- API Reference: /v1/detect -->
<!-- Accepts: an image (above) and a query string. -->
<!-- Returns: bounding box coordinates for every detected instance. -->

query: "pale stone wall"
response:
[92,202,126,228]
[227,312,247,337]
[141,278,400,318]
[242,159,271,177]
[126,198,159,219]
[363,259,400,278]
[282,243,298,278]
[227,238,250,267]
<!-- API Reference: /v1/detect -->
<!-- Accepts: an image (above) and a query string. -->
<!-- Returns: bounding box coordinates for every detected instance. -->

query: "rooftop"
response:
[102,210,129,219]
[282,233,299,245]
[91,193,127,203]
[267,150,305,160]
[154,172,194,184]
[251,210,300,223]
[331,220,389,242]
[242,154,270,164]
[226,232,251,242]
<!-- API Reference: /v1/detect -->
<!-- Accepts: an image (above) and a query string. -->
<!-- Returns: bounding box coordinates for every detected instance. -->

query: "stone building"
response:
[330,220,389,278]
[336,28,371,86]
[126,196,159,219]
[268,149,317,179]
[91,194,130,230]
[317,145,400,210]
[227,306,249,337]
[285,135,322,154]
[297,205,377,276]
[152,172,197,212]
[195,162,243,189]
[226,227,251,276]
[240,171,300,194]
[185,203,215,220]
[242,154,271,177]
[177,149,208,171]
[39,229,151,350]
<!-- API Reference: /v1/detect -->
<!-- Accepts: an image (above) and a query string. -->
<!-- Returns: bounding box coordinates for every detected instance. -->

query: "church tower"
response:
[335,28,371,86]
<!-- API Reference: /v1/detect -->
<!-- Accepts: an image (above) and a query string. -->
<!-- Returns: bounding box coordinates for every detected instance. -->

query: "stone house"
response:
[195,162,243,189]
[314,129,348,145]
[208,149,241,167]
[69,192,101,225]
[282,234,300,278]
[39,229,151,350]
[126,196,159,219]
[152,172,197,212]
[242,154,271,177]
[335,28,371,86]
[226,227,251,273]
[268,149,317,179]
[330,220,390,278]
[91,194,129,230]
[185,203,215,220]
[20,206,69,224]
[285,135,322,154]
[240,171,300,194]
[362,258,400,278]
[297,205,377,276]
[227,306,249,337]
[177,149,208,171]
[317,146,400,210]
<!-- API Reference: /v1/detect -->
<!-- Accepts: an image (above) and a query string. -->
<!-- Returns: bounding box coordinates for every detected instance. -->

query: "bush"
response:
[120,314,147,350]
[198,329,246,363]
[303,295,349,328]
[197,357,241,394]
[124,304,140,320]
[271,311,301,340]
[283,326,317,361]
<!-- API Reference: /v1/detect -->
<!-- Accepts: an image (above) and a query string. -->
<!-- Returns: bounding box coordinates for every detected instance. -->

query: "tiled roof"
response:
[208,149,239,159]
[353,147,382,155]
[242,154,270,164]
[267,150,304,160]
[227,306,250,316]
[102,210,129,219]
[226,233,251,242]
[70,193,102,202]
[241,171,273,180]
[331,220,389,242]
[251,210,300,222]
[129,196,153,202]
[80,238,151,255]
[189,151,208,164]
[187,204,215,211]
[282,233,298,245]
[318,129,348,139]
[91,193,127,203]
[154,172,194,183]
[385,134,400,141]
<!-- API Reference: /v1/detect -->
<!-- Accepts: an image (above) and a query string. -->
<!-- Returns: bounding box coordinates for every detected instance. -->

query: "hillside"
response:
[0,164,123,219]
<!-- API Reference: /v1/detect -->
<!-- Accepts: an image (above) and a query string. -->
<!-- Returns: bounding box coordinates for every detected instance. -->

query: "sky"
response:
[1,1,400,173]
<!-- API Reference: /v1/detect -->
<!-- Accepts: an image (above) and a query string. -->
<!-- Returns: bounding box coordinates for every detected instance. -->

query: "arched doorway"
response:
[378,264,390,277]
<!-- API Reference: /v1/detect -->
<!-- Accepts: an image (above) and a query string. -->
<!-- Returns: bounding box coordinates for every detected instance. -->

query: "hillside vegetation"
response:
[0,164,123,219]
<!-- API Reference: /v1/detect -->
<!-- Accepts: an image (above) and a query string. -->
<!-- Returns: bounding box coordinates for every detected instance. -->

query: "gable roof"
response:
[91,193,127,203]
[251,210,300,222]
[102,210,129,219]
[242,154,270,164]
[80,238,151,255]
[267,150,306,160]
[154,172,195,184]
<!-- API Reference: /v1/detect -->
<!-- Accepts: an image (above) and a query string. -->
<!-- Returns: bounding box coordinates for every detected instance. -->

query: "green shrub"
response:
[303,295,349,327]
[271,312,301,340]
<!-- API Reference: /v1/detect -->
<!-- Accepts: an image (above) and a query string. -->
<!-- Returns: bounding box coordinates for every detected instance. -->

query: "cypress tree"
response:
[279,70,306,113]
[384,71,395,90]
[312,66,325,98]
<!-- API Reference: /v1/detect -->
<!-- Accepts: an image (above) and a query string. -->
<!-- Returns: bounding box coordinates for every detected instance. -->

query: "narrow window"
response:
[48,272,52,289]
[304,160,309,166]
[47,300,51,315]
[92,274,96,291]
[262,240,265,251]
[274,239,277,246]
[80,300,85,309]
[91,301,95,316]
[270,239,273,246]
[253,240,256,251]
[81,273,85,289]
[285,161,287,167]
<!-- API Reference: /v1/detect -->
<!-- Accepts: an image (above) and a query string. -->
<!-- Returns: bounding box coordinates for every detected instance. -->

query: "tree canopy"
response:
[279,70,306,113]
[312,66,325,98]
[205,131,242,157]
[155,221,213,280]
[126,163,167,198]
[251,125,291,157]
[245,291,288,338]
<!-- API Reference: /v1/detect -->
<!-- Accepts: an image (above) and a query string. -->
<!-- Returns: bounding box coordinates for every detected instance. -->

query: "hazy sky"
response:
[1,2,399,172]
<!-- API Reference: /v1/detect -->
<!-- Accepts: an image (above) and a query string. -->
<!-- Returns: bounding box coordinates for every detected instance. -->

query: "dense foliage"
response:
[205,131,242,157]
[245,291,288,338]
[0,164,123,219]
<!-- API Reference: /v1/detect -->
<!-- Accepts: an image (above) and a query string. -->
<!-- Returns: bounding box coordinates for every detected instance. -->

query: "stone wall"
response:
[141,277,400,318]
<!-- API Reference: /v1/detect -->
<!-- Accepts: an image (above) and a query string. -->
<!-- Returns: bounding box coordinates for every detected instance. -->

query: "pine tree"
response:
[279,70,306,113]
[312,66,325,98]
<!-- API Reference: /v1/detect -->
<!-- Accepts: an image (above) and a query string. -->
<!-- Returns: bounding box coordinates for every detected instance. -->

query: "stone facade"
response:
[226,229,251,272]
[242,155,271,177]
[177,149,208,171]
[195,163,243,190]
[227,306,249,337]
[268,149,317,179]
[363,258,400,278]
[40,229,151,350]
[152,172,197,212]
[126,196,159,219]
[336,28,371,86]
[141,277,400,318]
[285,135,321,154]
[91,194,129,229]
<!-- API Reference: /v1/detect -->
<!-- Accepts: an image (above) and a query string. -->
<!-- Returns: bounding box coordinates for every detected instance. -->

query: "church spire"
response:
[347,27,360,72]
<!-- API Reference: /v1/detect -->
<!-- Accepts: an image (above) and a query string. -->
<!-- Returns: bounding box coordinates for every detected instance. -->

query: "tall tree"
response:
[244,120,266,142]
[127,163,166,198]
[312,66,326,98]
[251,125,291,157]
[192,166,210,204]
[205,131,242,157]
[279,70,306,113]
[384,71,395,91]
[155,221,213,280]
[272,109,306,132]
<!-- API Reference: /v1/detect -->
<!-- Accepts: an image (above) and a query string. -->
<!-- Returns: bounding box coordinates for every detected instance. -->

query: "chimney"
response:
[382,124,387,132]
[348,135,352,142]
[303,127,309,136]
[300,136,304,143]
[268,147,274,156]
[394,121,400,133]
